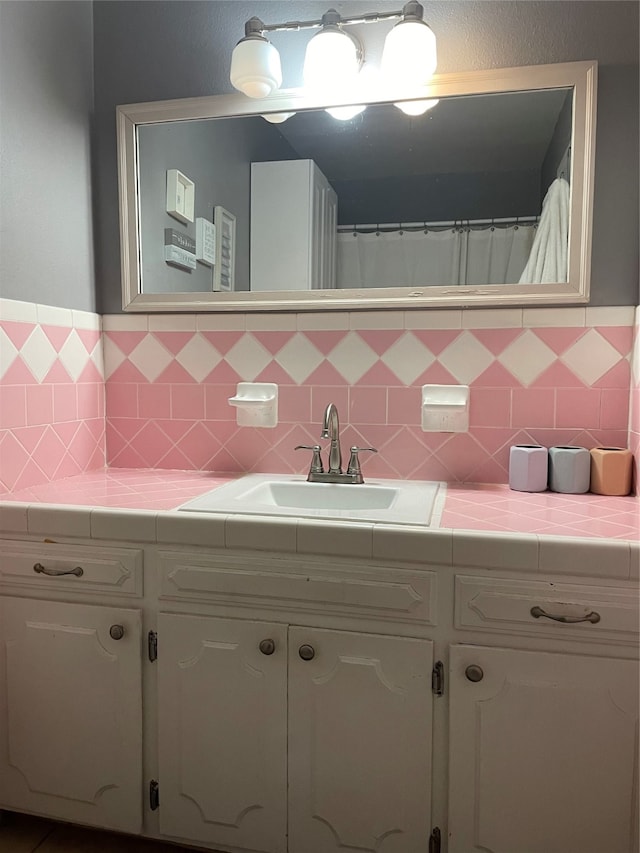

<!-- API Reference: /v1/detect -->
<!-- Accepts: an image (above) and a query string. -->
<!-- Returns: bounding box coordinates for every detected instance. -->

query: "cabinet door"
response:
[288,626,433,853]
[449,644,639,853]
[0,597,142,833]
[158,614,287,853]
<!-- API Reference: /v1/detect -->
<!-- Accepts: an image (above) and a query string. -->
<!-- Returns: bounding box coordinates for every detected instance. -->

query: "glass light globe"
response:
[381,20,437,86]
[304,29,361,93]
[261,112,295,124]
[230,37,282,98]
[326,105,366,120]
[394,98,439,116]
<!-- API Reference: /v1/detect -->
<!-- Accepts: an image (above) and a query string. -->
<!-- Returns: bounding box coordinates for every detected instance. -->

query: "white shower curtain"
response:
[336,224,536,289]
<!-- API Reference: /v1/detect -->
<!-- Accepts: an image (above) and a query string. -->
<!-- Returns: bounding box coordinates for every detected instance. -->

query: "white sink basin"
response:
[179,474,445,526]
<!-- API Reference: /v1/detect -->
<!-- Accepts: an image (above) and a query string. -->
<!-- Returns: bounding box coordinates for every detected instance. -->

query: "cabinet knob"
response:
[465,664,484,682]
[298,644,315,661]
[259,638,276,655]
[109,624,125,641]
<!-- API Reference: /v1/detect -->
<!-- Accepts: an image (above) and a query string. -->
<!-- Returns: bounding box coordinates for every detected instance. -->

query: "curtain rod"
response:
[337,215,540,233]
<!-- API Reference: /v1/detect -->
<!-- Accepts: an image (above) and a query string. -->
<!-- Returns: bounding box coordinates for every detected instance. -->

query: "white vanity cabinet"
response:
[448,571,640,853]
[0,596,143,834]
[250,159,338,291]
[448,645,639,853]
[157,613,434,853]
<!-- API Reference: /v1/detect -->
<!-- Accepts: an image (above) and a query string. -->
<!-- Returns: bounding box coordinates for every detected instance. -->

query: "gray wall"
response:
[138,117,297,293]
[0,1,95,311]
[93,1,639,312]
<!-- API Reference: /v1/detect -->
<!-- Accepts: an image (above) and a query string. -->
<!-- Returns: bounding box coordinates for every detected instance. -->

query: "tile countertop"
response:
[0,469,638,581]
[0,468,637,541]
[0,468,640,541]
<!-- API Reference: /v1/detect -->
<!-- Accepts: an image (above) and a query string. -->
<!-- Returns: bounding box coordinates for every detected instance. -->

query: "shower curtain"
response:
[336,224,536,289]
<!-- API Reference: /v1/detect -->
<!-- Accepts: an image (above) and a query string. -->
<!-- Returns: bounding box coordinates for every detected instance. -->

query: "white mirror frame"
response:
[117,60,597,313]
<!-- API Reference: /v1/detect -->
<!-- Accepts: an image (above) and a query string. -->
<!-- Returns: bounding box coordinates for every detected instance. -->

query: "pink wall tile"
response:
[0,310,105,494]
[2,304,636,493]
[556,389,601,429]
[512,388,555,428]
[26,384,54,426]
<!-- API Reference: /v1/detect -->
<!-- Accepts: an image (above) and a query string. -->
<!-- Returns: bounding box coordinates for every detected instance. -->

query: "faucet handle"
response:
[295,445,324,474]
[346,446,377,477]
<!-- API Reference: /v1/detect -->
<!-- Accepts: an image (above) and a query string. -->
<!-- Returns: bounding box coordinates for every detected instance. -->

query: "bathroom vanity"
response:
[0,476,637,853]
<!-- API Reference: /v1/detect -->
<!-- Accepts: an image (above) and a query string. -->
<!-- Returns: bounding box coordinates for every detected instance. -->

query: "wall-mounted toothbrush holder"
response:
[421,384,469,432]
[228,382,278,428]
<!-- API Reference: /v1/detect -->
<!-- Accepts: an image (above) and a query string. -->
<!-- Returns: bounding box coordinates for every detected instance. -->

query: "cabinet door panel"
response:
[0,597,142,833]
[288,626,433,853]
[158,614,287,853]
[449,644,639,853]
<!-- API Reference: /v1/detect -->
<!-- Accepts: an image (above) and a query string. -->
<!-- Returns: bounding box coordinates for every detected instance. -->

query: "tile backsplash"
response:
[1,300,636,492]
[102,306,634,485]
[0,301,105,493]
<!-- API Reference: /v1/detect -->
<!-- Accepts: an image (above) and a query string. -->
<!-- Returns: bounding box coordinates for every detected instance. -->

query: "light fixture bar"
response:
[243,4,421,38]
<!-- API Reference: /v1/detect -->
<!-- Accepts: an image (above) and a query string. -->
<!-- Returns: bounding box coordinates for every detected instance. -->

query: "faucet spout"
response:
[321,403,342,473]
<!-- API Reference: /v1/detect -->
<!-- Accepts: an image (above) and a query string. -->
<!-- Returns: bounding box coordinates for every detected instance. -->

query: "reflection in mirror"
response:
[118,61,596,311]
[138,87,572,296]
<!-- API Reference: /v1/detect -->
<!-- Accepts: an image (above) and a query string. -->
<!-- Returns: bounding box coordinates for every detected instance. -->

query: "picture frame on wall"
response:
[214,205,235,292]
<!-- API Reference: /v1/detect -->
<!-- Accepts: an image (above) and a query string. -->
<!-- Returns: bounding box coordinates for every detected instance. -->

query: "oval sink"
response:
[179,475,445,526]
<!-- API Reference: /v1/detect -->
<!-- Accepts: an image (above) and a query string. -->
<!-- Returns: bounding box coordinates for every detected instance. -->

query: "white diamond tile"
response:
[327,332,378,384]
[274,333,323,383]
[498,330,556,386]
[224,334,272,381]
[103,337,126,379]
[90,341,105,378]
[381,332,435,385]
[561,329,622,385]
[438,332,494,384]
[58,330,90,381]
[19,327,58,382]
[129,335,173,382]
[560,329,622,385]
[176,334,222,382]
[0,329,18,380]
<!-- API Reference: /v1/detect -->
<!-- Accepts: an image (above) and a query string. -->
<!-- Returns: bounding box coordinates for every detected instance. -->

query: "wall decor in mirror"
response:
[117,60,596,313]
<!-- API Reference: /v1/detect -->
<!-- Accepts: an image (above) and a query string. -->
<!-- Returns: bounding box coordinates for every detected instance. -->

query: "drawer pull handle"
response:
[298,644,315,661]
[33,562,83,578]
[530,605,600,624]
[109,625,125,640]
[259,639,276,655]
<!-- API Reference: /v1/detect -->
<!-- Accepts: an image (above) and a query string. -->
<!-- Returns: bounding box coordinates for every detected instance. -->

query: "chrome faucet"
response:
[295,403,377,484]
[321,402,342,473]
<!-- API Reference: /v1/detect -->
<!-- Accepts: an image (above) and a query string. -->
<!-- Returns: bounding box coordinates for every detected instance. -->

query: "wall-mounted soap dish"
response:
[228,382,278,427]
[422,384,469,432]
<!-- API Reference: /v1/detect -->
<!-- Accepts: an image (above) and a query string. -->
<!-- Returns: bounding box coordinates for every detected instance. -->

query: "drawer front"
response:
[0,541,143,597]
[158,551,437,625]
[455,575,639,644]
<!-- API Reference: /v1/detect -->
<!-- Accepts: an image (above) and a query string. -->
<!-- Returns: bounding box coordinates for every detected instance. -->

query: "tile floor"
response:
[0,811,221,853]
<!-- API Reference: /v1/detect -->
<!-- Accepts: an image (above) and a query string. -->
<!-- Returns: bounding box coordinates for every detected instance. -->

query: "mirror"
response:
[117,60,597,312]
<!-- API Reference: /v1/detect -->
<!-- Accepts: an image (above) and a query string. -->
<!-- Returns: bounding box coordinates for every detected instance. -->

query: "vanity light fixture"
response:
[230,2,437,117]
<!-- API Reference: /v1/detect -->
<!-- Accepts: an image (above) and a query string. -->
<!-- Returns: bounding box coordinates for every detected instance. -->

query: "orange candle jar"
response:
[589,447,633,496]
